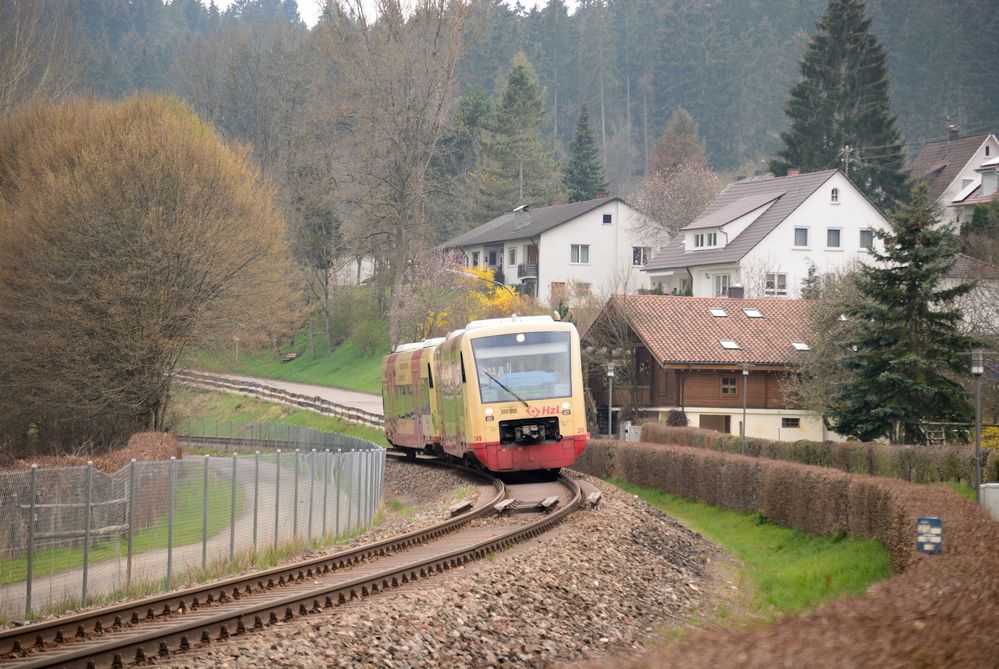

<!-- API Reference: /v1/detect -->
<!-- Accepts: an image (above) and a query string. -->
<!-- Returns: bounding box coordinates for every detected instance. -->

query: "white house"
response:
[907,128,999,227]
[442,197,656,305]
[642,169,890,298]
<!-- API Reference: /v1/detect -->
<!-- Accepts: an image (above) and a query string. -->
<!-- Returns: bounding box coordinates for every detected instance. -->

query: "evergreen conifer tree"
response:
[563,105,608,202]
[830,184,976,443]
[468,53,563,220]
[770,0,908,208]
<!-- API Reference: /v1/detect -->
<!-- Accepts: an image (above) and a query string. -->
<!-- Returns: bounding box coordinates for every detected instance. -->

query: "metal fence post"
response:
[202,454,209,571]
[293,449,300,542]
[167,457,177,589]
[322,450,329,539]
[307,449,315,543]
[229,452,238,563]
[127,458,136,589]
[274,449,281,552]
[346,451,353,533]
[335,450,342,538]
[253,451,260,552]
[81,461,93,608]
[25,464,37,618]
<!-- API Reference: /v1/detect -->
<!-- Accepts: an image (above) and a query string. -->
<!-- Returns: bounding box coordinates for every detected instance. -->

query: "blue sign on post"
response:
[916,516,943,555]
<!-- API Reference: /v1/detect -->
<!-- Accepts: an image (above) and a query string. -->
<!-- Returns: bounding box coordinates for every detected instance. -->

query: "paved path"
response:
[205,373,384,416]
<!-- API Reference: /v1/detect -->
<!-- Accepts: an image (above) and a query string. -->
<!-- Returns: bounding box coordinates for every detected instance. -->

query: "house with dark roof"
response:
[906,128,999,227]
[585,294,840,441]
[442,197,657,305]
[643,170,889,299]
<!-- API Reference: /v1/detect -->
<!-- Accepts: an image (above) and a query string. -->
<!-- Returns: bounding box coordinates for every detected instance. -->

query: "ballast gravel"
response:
[165,468,719,669]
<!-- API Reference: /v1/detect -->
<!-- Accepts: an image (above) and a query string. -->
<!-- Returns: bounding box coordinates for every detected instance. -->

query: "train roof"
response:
[465,315,555,330]
[393,336,446,353]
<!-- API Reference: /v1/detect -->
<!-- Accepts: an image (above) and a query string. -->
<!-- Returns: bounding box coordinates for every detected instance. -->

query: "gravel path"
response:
[165,470,720,669]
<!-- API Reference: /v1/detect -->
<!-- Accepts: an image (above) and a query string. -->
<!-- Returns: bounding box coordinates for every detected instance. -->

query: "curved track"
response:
[0,454,582,669]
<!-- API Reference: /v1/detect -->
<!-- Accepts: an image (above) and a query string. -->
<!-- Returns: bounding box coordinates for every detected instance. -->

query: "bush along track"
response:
[575,440,999,669]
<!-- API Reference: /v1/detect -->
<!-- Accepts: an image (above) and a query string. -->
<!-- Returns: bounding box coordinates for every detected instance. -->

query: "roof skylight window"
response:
[743,308,763,318]
[709,308,728,317]
[792,342,811,351]
[720,340,740,350]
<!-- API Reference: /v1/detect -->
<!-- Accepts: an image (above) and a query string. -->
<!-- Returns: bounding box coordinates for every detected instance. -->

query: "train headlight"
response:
[561,401,570,410]
[485,407,495,421]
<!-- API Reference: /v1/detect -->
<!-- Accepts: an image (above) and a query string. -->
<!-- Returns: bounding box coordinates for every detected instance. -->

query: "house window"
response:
[831,187,839,203]
[603,213,613,225]
[826,228,841,248]
[987,146,992,157]
[570,244,590,264]
[694,233,705,248]
[487,250,498,266]
[714,274,730,297]
[508,247,517,266]
[680,278,691,294]
[764,272,787,296]
[794,227,809,247]
[471,251,480,266]
[719,339,740,350]
[859,229,874,250]
[781,417,801,429]
[721,377,738,394]
[632,246,652,266]
[709,308,728,317]
[706,232,718,246]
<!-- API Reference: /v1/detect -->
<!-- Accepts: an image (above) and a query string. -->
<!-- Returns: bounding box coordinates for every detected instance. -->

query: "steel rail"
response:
[0,457,502,665]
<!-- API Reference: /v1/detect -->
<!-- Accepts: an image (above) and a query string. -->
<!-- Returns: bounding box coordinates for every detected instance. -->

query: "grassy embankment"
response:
[184,331,386,395]
[611,479,892,621]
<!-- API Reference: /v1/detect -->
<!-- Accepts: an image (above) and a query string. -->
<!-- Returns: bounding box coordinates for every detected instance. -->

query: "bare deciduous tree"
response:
[630,163,724,245]
[314,0,467,303]
[0,0,80,116]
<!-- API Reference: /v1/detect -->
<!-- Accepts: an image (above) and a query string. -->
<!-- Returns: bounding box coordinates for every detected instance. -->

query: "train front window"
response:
[471,331,572,403]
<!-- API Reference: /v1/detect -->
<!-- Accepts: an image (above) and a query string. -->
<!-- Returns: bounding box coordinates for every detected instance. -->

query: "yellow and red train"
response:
[381,316,588,472]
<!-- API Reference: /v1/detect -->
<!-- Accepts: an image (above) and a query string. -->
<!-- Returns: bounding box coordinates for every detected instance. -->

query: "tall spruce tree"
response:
[770,0,907,208]
[563,105,607,202]
[830,184,976,443]
[468,52,563,221]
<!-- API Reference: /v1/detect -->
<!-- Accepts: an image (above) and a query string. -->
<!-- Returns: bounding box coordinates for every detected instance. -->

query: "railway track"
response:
[0,453,583,669]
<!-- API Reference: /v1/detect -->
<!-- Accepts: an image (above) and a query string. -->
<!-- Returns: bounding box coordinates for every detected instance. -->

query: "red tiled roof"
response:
[948,253,999,281]
[605,295,813,367]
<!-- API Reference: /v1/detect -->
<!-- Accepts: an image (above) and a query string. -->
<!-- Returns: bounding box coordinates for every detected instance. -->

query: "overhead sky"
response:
[215,1,576,29]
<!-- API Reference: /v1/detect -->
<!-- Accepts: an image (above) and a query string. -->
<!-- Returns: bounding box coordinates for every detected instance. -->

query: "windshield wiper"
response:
[482,370,529,408]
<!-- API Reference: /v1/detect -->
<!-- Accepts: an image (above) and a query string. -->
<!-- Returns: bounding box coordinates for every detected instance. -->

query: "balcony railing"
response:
[517,262,538,279]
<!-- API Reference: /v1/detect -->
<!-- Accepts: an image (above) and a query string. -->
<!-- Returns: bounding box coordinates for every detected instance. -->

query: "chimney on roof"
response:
[728,284,745,299]
[947,124,960,141]
[786,168,800,177]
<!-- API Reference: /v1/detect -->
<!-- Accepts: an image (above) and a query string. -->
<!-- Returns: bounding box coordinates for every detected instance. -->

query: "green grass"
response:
[168,387,388,446]
[939,480,976,501]
[184,333,387,394]
[611,479,892,619]
[0,467,242,586]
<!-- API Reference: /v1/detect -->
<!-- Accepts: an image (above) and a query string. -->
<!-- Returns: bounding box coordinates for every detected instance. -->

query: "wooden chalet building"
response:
[585,294,839,442]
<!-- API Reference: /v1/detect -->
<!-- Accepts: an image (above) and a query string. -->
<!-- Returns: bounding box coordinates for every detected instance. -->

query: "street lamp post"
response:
[741,364,749,455]
[972,349,984,503]
[606,362,615,439]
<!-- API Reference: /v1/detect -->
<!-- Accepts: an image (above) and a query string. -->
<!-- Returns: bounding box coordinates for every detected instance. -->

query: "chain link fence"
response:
[0,423,384,621]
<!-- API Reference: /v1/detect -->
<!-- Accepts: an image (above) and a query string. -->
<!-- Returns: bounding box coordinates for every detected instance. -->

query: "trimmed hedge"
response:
[577,440,999,669]
[640,423,999,484]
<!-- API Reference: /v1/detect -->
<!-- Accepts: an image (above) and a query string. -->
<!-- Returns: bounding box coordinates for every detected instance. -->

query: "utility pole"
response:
[841,144,852,177]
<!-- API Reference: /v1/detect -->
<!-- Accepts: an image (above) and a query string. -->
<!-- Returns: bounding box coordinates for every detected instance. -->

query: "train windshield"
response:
[471,331,572,404]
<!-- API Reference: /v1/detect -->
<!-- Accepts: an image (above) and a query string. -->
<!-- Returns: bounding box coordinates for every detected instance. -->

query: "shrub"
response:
[665,409,688,427]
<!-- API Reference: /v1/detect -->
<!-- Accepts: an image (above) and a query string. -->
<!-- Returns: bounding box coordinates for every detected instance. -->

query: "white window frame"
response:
[602,213,613,225]
[471,251,480,266]
[831,187,839,204]
[714,274,731,297]
[570,244,590,264]
[793,227,809,248]
[632,246,652,266]
[764,272,787,297]
[706,232,718,247]
[826,228,842,249]
[508,247,517,266]
[694,233,705,248]
[859,228,874,251]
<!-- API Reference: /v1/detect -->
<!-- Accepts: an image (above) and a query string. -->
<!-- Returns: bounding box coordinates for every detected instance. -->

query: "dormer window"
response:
[693,232,718,248]
[831,187,839,204]
[988,146,992,157]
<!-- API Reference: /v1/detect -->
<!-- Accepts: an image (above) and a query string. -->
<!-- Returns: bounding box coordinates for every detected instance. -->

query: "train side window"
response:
[428,364,434,389]
[459,353,467,383]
